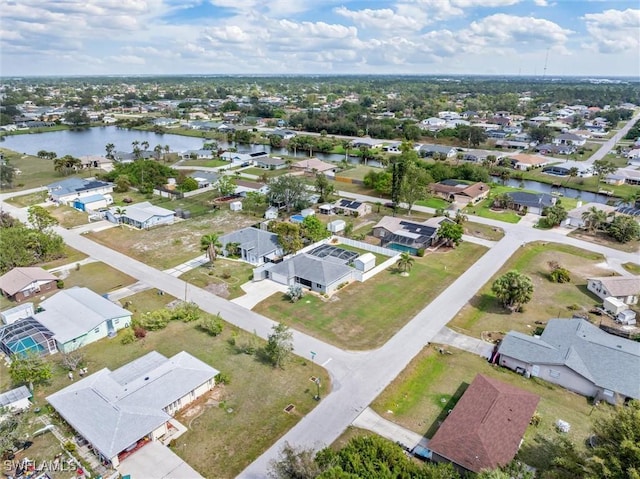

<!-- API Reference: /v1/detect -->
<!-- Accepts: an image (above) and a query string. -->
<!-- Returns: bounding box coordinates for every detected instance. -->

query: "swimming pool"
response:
[290,214,304,223]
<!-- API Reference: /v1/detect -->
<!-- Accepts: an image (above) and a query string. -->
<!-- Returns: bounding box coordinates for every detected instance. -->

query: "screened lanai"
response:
[0,318,57,357]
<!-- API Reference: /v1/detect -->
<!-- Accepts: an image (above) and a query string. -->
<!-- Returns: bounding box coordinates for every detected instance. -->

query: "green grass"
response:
[465,198,522,223]
[5,190,48,207]
[60,261,137,294]
[415,197,451,209]
[183,159,229,168]
[622,262,640,275]
[254,243,487,349]
[40,246,88,270]
[464,221,505,241]
[0,147,101,191]
[179,260,254,300]
[335,165,379,181]
[242,167,289,178]
[28,289,329,479]
[371,345,614,470]
[567,229,640,254]
[46,204,90,228]
[449,242,606,338]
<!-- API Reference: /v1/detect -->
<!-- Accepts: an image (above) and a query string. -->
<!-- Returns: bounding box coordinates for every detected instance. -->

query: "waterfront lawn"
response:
[335,165,379,181]
[87,210,257,270]
[253,243,487,350]
[31,291,329,479]
[241,167,289,178]
[183,159,228,168]
[371,345,613,470]
[179,260,254,300]
[59,261,137,295]
[0,148,96,191]
[449,242,606,339]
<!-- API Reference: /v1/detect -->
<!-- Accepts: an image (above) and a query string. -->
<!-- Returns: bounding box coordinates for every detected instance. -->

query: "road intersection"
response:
[1,178,638,478]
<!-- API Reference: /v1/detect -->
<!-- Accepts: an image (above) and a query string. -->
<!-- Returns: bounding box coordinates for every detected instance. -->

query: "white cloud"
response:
[582,8,640,53]
[334,6,424,31]
[468,13,573,45]
[534,0,549,6]
[106,55,146,65]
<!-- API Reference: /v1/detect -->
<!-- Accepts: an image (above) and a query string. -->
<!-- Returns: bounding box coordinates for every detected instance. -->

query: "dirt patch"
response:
[204,282,230,298]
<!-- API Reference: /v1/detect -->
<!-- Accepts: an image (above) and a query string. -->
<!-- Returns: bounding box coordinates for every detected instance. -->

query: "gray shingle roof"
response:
[498,318,640,399]
[47,178,112,197]
[36,287,131,344]
[268,253,353,287]
[220,227,280,259]
[47,351,218,460]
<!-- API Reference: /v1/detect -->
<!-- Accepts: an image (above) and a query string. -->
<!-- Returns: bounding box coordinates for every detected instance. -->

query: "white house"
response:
[47,351,219,468]
[72,193,113,212]
[587,276,640,305]
[106,202,175,229]
[35,287,132,352]
[553,133,587,147]
[47,178,114,205]
[420,117,446,129]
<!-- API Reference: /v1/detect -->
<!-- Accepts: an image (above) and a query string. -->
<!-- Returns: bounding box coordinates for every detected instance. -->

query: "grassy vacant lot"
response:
[87,210,257,270]
[0,147,98,191]
[242,167,289,178]
[336,165,379,181]
[371,345,613,470]
[59,261,136,294]
[449,242,607,338]
[46,204,90,228]
[29,289,328,479]
[180,260,254,299]
[182,159,228,168]
[464,221,505,241]
[5,190,48,207]
[254,242,487,350]
[568,229,640,254]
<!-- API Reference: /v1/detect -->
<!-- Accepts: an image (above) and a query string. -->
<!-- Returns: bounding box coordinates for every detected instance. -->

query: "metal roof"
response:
[0,385,31,408]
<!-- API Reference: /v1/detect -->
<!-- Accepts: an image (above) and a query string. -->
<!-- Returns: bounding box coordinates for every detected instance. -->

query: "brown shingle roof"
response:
[428,374,539,473]
[0,267,58,296]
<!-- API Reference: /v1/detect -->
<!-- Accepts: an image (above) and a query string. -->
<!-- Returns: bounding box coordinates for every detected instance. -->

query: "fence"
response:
[335,236,397,257]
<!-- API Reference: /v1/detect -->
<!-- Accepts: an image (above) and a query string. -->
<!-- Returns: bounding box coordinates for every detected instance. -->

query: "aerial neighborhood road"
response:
[2,176,637,478]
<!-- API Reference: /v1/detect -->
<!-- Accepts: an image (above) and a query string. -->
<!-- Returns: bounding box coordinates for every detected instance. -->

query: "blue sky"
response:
[1,0,638,76]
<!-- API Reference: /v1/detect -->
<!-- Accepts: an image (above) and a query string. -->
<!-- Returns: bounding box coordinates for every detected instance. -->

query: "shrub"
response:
[171,302,200,323]
[215,372,231,385]
[221,269,232,280]
[417,248,425,257]
[120,328,135,345]
[133,326,147,339]
[287,285,304,303]
[550,267,571,283]
[138,309,171,330]
[200,313,224,336]
[63,441,76,453]
[567,304,581,311]
[530,411,542,427]
[56,280,64,289]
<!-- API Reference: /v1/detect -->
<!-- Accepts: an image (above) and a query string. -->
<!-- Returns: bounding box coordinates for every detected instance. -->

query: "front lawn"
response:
[58,261,137,294]
[39,246,88,270]
[179,260,254,299]
[449,242,606,338]
[371,345,613,471]
[46,204,90,228]
[415,197,451,209]
[183,159,228,168]
[465,198,522,223]
[28,290,329,479]
[242,167,289,178]
[253,243,487,350]
[335,165,380,181]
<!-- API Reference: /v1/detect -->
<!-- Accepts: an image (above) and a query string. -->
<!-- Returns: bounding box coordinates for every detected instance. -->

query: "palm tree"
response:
[564,167,579,186]
[153,144,163,161]
[114,207,127,228]
[581,206,608,233]
[201,234,222,264]
[164,145,170,163]
[341,140,351,160]
[396,252,415,276]
[105,143,115,160]
[141,140,149,153]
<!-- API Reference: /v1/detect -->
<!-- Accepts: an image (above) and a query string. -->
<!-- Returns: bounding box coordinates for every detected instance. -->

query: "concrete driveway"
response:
[118,441,203,479]
[231,279,288,309]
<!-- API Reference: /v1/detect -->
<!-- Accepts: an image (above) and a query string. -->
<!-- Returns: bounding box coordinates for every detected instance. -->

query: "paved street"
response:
[1,158,638,477]
[585,112,640,165]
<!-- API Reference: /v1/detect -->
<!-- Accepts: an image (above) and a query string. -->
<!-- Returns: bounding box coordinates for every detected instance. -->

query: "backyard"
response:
[253,242,487,350]
[57,261,137,295]
[23,289,329,479]
[370,345,614,471]
[87,210,257,270]
[449,242,609,339]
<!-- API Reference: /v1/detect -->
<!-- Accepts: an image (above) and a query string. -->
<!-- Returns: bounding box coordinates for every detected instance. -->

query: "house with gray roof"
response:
[254,156,287,170]
[504,191,556,215]
[106,201,175,229]
[0,385,32,412]
[418,144,457,159]
[47,178,114,205]
[188,170,219,188]
[587,276,640,305]
[219,227,283,266]
[497,318,640,404]
[47,351,218,467]
[262,253,354,294]
[35,287,132,352]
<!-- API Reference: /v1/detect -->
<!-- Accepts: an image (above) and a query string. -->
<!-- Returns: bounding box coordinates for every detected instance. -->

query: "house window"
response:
[548,369,561,378]
[94,327,100,333]
[114,319,119,324]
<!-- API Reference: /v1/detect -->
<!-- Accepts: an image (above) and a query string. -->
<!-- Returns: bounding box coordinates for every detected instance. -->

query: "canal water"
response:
[0,127,612,204]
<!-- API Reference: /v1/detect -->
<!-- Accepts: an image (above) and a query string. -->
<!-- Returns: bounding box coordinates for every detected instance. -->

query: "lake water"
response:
[0,126,350,163]
[0,127,612,203]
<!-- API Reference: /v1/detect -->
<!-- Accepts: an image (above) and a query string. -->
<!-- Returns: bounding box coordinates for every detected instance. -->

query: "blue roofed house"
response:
[106,202,175,229]
[47,178,114,205]
[35,287,132,352]
[47,351,218,468]
[497,318,640,405]
[72,193,113,212]
[219,227,283,266]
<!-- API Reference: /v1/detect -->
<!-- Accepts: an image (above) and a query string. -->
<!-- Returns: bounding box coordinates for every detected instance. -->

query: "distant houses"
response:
[47,178,114,205]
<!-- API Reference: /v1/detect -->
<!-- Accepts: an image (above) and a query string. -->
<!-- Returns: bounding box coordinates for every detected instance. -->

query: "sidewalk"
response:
[163,254,209,277]
[106,281,153,301]
[47,257,99,274]
[352,407,427,449]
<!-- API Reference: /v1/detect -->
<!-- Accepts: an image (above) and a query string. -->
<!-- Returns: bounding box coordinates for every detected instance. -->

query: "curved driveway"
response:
[1,183,638,478]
